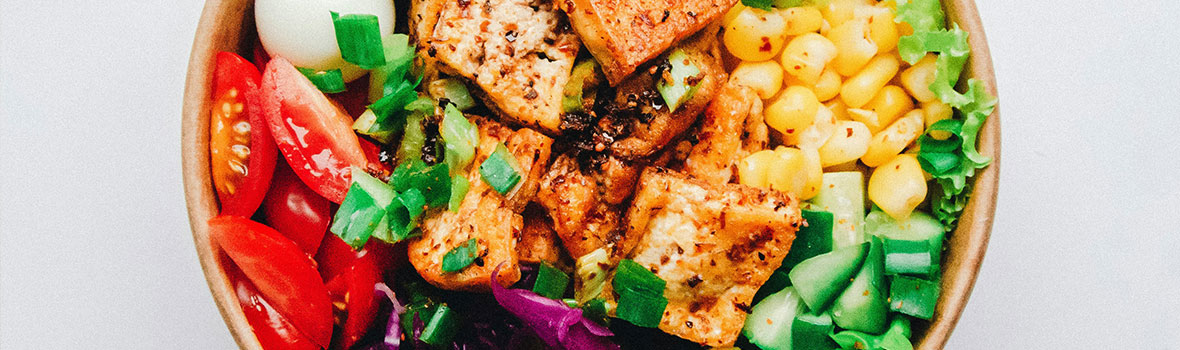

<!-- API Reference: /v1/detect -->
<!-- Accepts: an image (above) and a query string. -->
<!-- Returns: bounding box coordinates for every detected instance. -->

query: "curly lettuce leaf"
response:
[894,0,945,33]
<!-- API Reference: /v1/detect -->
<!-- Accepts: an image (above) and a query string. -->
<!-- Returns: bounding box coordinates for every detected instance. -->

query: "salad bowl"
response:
[181,0,1000,348]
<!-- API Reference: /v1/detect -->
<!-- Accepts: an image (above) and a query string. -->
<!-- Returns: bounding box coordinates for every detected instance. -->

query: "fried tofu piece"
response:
[518,204,567,265]
[423,0,580,134]
[604,26,727,159]
[683,79,768,184]
[409,118,554,291]
[622,168,801,346]
[558,0,737,84]
[535,154,625,259]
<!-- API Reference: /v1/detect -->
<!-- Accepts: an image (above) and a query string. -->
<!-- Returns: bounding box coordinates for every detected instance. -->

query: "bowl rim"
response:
[181,1,999,348]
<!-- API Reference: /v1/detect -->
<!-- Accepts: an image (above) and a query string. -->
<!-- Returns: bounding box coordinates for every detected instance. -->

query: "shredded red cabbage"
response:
[491,266,620,350]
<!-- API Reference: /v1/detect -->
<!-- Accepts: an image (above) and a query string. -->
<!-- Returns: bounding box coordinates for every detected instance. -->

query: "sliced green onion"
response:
[369,34,416,103]
[581,298,609,326]
[562,59,600,113]
[440,104,479,175]
[405,96,436,115]
[296,67,346,93]
[656,49,702,112]
[883,239,934,276]
[888,275,940,320]
[575,248,610,304]
[397,114,426,162]
[368,77,420,126]
[448,175,469,212]
[428,78,476,111]
[918,119,964,153]
[419,304,461,345]
[613,259,668,328]
[917,151,960,175]
[389,160,452,208]
[352,109,396,144]
[479,143,522,195]
[441,238,480,273]
[330,167,396,249]
[331,11,386,69]
[741,0,773,10]
[373,188,426,243]
[532,262,570,299]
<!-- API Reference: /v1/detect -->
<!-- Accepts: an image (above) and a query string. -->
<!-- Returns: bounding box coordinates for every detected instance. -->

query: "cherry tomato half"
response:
[260,57,367,203]
[227,261,320,350]
[314,234,399,282]
[326,253,380,350]
[261,161,331,256]
[210,52,277,216]
[210,216,333,348]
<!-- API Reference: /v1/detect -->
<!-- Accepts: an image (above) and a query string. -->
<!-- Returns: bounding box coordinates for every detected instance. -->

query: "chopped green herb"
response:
[656,49,702,112]
[448,175,469,212]
[562,59,601,113]
[532,262,570,299]
[479,143,522,195]
[330,168,397,249]
[441,104,479,175]
[741,0,773,10]
[418,304,461,345]
[429,78,476,111]
[295,67,346,93]
[575,248,610,304]
[352,109,395,144]
[369,34,416,103]
[331,12,386,69]
[389,160,452,208]
[441,238,480,273]
[612,259,668,328]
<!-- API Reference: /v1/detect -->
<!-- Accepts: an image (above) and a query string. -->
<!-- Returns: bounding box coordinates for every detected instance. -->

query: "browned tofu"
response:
[534,154,624,259]
[518,204,567,265]
[603,26,727,159]
[559,0,737,84]
[683,79,768,184]
[408,118,554,291]
[421,0,580,134]
[621,168,801,346]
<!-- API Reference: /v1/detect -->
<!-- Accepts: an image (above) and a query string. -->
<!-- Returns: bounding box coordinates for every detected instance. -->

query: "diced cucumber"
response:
[788,242,868,311]
[866,210,945,278]
[743,287,802,350]
[792,310,838,350]
[883,238,934,276]
[782,210,834,271]
[830,237,888,333]
[808,172,866,249]
[889,275,940,320]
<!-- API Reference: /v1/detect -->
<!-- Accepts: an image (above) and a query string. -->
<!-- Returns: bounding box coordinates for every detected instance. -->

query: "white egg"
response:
[255,0,396,82]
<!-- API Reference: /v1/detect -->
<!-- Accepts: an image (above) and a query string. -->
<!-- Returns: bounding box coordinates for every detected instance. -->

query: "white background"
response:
[2,0,1178,349]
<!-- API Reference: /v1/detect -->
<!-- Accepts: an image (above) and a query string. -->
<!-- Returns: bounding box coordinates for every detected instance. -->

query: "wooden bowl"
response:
[182,0,999,348]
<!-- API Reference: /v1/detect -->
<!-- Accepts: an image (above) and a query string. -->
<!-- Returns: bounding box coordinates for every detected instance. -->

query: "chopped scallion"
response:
[656,49,702,112]
[532,262,570,299]
[448,175,469,212]
[331,12,386,69]
[479,143,522,195]
[330,167,397,249]
[440,104,479,175]
[295,67,346,93]
[612,259,668,328]
[441,238,480,273]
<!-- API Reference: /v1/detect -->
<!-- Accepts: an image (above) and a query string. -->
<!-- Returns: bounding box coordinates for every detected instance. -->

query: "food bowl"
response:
[181,0,999,348]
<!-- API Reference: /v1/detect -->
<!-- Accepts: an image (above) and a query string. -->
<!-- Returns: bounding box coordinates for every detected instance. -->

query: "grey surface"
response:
[1,0,1178,349]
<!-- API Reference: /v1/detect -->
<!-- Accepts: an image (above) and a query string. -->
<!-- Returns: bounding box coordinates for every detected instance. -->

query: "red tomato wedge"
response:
[227,262,320,350]
[210,216,333,348]
[261,57,367,203]
[325,253,380,350]
[261,161,331,255]
[210,52,277,216]
[315,235,399,282]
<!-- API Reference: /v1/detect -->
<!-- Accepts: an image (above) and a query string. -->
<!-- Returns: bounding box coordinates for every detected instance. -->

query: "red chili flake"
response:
[846,128,854,137]
[786,128,795,134]
[759,37,772,52]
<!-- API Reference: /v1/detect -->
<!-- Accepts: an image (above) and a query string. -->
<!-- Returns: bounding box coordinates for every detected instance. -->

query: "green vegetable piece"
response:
[865,210,945,266]
[448,175,469,212]
[613,259,668,328]
[295,67,346,93]
[368,34,416,103]
[894,0,945,33]
[743,286,801,350]
[480,143,523,195]
[441,104,479,175]
[377,187,425,243]
[533,262,571,299]
[656,49,702,112]
[330,168,397,249]
[367,76,420,130]
[352,109,395,144]
[917,119,963,153]
[792,310,839,350]
[575,248,610,304]
[831,237,888,333]
[432,78,476,111]
[883,239,934,276]
[808,172,866,248]
[397,113,426,162]
[889,275,940,320]
[741,0,774,10]
[419,304,461,345]
[562,59,601,113]
[331,12,385,69]
[582,298,609,326]
[389,160,452,208]
[782,209,835,270]
[788,242,868,311]
[830,317,914,350]
[441,238,480,273]
[752,270,791,305]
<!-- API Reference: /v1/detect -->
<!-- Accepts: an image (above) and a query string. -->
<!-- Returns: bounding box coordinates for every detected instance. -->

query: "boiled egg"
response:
[255,0,396,82]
